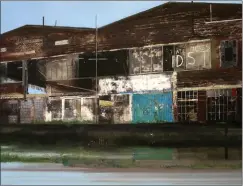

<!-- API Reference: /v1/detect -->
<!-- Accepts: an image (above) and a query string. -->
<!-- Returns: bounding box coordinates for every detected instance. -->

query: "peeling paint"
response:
[99,74,172,95]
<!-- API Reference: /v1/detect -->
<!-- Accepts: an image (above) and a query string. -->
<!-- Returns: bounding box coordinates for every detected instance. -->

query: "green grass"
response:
[1,153,241,169]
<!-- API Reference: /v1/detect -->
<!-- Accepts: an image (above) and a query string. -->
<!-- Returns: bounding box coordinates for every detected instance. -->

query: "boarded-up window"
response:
[220,40,238,68]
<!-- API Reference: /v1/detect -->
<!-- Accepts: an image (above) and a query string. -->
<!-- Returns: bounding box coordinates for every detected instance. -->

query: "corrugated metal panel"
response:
[132,92,173,123]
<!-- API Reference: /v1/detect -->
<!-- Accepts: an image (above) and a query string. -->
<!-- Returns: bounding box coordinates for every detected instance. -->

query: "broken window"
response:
[220,40,238,68]
[113,94,130,124]
[49,99,62,120]
[81,97,96,122]
[177,91,198,122]
[6,61,22,81]
[207,89,237,121]
[79,50,129,77]
[0,63,7,83]
[163,46,174,71]
[151,47,163,72]
[0,100,19,124]
[64,98,81,120]
[99,95,113,124]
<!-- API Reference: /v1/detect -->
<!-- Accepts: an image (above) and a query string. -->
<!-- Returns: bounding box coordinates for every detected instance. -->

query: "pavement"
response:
[1,163,242,185]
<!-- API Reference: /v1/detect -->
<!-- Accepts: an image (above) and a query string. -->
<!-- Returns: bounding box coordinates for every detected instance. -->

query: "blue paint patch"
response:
[28,85,46,94]
[132,92,173,123]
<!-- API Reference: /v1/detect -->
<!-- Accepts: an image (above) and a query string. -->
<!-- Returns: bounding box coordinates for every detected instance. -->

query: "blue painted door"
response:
[132,93,173,123]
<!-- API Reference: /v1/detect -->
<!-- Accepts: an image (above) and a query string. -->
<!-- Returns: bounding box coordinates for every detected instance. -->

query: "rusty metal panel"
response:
[132,93,174,124]
[0,83,23,94]
[177,68,242,88]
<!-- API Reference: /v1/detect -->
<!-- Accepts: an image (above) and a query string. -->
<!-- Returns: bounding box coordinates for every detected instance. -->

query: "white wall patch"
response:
[25,50,36,55]
[1,48,7,53]
[55,40,69,46]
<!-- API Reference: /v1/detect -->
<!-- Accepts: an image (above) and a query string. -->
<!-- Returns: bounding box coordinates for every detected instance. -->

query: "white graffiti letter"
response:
[187,52,195,65]
[176,55,184,67]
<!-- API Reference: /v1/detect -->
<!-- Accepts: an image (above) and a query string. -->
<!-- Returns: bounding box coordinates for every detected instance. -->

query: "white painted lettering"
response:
[176,55,184,67]
[187,52,195,65]
[203,51,207,67]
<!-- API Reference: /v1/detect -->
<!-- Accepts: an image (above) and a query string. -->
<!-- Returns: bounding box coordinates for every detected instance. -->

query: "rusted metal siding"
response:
[176,68,242,88]
[0,83,23,95]
[0,26,95,62]
[132,93,174,123]
[1,3,241,62]
[99,3,241,50]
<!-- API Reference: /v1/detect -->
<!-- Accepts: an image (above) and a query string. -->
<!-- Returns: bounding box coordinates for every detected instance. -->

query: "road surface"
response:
[1,163,242,185]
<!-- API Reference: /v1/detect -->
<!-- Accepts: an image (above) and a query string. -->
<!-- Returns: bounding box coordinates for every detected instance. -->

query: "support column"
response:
[22,60,28,101]
[171,71,178,122]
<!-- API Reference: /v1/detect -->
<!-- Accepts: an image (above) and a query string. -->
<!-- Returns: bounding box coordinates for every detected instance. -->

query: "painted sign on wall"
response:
[170,41,211,70]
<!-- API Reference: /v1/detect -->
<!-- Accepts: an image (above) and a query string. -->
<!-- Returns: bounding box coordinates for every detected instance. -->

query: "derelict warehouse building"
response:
[0,2,242,124]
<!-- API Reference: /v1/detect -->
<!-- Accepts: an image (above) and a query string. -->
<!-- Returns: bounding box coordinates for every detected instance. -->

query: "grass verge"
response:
[1,153,241,169]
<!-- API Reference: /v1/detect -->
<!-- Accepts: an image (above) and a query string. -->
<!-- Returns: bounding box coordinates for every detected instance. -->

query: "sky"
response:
[1,1,241,34]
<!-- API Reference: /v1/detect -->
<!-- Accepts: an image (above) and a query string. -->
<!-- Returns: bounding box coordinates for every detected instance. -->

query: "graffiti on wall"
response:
[129,41,211,73]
